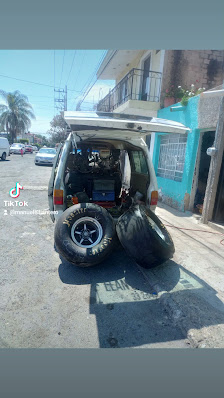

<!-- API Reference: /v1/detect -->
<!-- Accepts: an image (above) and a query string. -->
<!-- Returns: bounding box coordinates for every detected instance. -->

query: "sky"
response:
[0,50,114,135]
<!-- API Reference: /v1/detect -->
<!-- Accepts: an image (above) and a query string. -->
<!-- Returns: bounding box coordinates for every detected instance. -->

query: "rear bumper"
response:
[35,159,53,165]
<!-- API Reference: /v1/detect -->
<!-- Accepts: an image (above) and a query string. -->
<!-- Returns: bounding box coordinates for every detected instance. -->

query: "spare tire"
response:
[54,203,116,267]
[116,204,175,268]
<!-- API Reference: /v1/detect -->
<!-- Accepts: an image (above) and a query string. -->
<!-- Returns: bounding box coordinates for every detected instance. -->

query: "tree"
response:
[41,135,51,147]
[19,138,29,144]
[0,90,35,143]
[33,134,50,147]
[47,114,69,145]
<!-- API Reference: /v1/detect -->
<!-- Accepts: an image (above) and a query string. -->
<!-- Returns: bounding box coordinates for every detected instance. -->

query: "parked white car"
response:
[49,111,190,269]
[0,137,10,160]
[10,143,26,154]
[35,148,56,165]
[32,145,38,152]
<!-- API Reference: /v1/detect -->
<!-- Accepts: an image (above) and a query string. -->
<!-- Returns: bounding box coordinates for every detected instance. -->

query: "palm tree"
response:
[0,90,35,143]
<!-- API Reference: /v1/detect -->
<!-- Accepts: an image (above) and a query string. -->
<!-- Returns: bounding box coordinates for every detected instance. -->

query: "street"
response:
[0,154,224,348]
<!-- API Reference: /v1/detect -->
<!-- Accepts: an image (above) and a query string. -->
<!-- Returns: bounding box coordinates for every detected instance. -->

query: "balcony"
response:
[97,68,162,113]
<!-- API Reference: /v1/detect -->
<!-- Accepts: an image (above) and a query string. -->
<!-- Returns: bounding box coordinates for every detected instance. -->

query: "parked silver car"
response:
[10,143,26,154]
[35,148,56,165]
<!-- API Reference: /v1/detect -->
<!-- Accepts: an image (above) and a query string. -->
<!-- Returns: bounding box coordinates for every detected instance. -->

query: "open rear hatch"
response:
[63,111,190,141]
[53,111,190,267]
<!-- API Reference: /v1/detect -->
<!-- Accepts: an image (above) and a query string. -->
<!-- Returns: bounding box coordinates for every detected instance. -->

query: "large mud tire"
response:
[55,203,116,267]
[116,204,175,268]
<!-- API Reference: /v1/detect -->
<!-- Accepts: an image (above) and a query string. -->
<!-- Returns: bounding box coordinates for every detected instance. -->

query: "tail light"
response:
[72,196,79,205]
[150,190,158,206]
[53,189,64,205]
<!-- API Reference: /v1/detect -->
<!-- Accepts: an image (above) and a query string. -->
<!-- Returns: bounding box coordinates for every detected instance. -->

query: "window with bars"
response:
[157,133,188,182]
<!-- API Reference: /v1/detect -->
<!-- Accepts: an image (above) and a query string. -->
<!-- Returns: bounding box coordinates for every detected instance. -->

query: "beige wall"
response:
[198,95,223,130]
[116,50,162,83]
[114,100,160,117]
[116,51,146,83]
[114,50,163,106]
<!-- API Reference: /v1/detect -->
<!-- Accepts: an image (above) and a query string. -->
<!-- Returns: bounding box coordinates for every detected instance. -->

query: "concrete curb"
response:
[208,221,224,234]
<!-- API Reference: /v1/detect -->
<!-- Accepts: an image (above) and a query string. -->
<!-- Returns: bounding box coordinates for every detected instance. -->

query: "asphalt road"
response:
[0,153,191,348]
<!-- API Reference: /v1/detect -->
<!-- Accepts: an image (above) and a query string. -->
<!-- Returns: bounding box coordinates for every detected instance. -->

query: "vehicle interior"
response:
[63,139,150,217]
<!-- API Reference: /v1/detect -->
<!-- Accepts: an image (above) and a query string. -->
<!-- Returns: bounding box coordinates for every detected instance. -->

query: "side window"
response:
[131,151,148,174]
[120,150,131,188]
[56,147,63,166]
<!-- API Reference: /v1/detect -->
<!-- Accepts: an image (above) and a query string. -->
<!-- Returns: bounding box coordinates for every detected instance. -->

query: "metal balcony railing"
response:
[97,68,162,112]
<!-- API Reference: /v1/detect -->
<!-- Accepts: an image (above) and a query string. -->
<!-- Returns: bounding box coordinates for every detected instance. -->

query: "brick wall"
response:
[160,50,224,106]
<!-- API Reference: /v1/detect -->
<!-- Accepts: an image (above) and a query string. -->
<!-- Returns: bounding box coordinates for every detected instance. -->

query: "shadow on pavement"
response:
[149,260,224,340]
[58,244,224,348]
[35,164,53,167]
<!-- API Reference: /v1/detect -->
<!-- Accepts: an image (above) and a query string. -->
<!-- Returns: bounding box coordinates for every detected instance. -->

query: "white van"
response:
[49,111,190,269]
[0,137,10,160]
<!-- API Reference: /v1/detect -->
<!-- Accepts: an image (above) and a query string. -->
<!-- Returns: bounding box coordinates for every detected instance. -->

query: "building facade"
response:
[96,50,224,223]
[97,50,224,114]
[152,90,224,224]
[153,96,199,211]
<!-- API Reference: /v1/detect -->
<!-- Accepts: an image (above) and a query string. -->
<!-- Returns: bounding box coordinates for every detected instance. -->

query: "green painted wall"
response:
[153,96,200,210]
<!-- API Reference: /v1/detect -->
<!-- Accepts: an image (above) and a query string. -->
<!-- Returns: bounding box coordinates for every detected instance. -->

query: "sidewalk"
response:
[138,202,224,348]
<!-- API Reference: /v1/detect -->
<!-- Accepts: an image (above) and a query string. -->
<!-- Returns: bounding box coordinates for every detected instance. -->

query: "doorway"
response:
[213,151,224,223]
[141,55,151,101]
[193,131,215,214]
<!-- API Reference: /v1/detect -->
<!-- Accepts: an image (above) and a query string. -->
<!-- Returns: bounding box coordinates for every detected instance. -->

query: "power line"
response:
[32,105,55,109]
[29,99,54,103]
[54,50,56,116]
[25,95,54,99]
[80,50,107,94]
[0,72,56,90]
[75,77,100,111]
[0,72,82,92]
[75,79,97,110]
[68,51,87,109]
[66,50,77,85]
[71,50,107,110]
[70,51,87,93]
[74,50,106,103]
[59,50,65,89]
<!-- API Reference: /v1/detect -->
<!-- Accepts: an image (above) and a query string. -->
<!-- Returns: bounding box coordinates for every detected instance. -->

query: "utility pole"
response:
[201,95,224,224]
[54,86,67,111]
[64,85,67,111]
